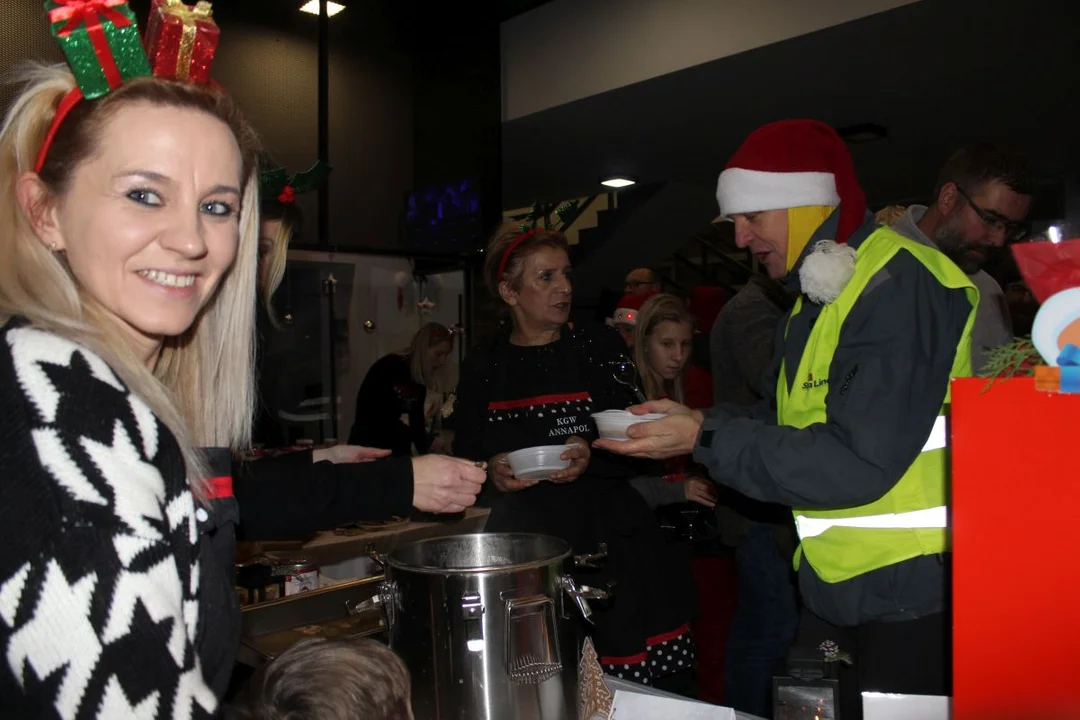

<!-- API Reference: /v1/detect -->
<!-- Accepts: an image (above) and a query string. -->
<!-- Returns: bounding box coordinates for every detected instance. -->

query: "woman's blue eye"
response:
[127,189,162,206]
[202,200,235,217]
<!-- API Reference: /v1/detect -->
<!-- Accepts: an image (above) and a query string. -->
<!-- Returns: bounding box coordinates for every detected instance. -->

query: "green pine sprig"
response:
[979,336,1044,391]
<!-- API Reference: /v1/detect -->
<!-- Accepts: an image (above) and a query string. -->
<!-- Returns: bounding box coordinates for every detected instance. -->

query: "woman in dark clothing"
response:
[348,322,453,456]
[454,225,697,690]
[244,171,485,534]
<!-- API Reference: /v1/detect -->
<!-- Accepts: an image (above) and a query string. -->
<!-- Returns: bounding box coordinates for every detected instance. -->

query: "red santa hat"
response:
[717,119,865,244]
[716,119,868,303]
[609,292,655,326]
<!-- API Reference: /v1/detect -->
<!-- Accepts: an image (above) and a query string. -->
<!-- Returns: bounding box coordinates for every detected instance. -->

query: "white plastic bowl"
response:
[505,445,572,481]
[591,409,666,441]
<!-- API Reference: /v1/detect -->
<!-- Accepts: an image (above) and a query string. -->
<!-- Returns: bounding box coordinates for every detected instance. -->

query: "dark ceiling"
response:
[502,0,1080,210]
[500,0,556,22]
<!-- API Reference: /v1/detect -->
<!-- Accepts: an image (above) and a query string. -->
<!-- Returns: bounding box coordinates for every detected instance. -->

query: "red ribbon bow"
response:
[49,0,130,36]
[48,0,132,91]
[277,185,296,204]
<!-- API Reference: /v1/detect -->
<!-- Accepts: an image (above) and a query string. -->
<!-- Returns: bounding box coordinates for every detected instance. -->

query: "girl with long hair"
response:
[628,294,718,509]
[348,322,454,456]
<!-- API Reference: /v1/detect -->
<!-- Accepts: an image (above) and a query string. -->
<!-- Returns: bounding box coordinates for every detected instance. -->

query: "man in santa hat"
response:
[596,119,978,715]
[608,292,655,347]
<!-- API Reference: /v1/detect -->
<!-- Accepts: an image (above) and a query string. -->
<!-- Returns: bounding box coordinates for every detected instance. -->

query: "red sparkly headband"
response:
[497,229,539,280]
[35,0,220,174]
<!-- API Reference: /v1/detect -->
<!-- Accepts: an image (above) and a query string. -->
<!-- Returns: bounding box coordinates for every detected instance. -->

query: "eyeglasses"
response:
[954,185,1029,242]
[624,280,655,290]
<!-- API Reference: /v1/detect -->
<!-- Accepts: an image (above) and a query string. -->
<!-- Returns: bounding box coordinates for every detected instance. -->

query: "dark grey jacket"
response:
[692,210,972,627]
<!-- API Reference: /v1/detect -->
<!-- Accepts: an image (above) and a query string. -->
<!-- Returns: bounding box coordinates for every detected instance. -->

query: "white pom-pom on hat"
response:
[799,240,857,305]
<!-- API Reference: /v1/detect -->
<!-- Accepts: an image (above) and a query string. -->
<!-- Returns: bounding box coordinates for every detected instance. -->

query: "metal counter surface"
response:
[300,506,489,566]
[237,508,489,666]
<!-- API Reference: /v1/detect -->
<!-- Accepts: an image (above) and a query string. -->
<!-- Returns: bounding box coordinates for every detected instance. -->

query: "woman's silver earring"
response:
[49,241,57,252]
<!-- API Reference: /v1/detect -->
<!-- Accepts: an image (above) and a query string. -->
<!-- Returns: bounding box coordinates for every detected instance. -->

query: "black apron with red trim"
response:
[478,326,696,684]
[195,447,242,698]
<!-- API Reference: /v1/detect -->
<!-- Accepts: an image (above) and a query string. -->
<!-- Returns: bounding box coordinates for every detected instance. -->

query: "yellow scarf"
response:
[786,206,838,273]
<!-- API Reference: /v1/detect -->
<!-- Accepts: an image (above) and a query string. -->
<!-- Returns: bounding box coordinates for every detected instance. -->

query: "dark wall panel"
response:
[1,0,414,251]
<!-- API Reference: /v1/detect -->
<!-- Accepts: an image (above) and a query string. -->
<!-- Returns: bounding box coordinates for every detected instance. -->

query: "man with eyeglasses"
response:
[624,267,663,295]
[892,144,1034,371]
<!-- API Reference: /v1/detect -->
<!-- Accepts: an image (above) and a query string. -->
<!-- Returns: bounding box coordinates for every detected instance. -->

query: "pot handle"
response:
[364,542,387,568]
[559,576,614,623]
[572,542,608,569]
[504,595,562,684]
[344,580,396,630]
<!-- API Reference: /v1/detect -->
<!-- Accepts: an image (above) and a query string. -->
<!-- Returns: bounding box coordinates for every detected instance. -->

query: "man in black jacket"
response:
[598,120,976,718]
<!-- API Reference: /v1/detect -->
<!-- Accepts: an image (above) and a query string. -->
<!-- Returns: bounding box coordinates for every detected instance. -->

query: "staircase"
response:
[494,183,759,327]
[567,182,755,320]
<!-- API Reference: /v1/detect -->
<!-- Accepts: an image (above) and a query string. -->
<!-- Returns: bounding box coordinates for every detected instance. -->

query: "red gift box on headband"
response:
[144,0,220,84]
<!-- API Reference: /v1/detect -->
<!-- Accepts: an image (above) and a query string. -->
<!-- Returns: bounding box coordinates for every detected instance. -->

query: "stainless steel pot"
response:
[370,533,609,720]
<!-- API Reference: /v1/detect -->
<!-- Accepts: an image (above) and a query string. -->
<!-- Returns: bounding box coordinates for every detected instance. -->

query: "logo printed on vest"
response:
[802,372,829,390]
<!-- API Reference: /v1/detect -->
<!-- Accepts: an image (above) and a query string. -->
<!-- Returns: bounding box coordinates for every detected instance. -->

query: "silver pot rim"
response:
[386,532,572,575]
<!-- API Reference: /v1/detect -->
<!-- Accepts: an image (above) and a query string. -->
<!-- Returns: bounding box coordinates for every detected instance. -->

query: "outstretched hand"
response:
[626,399,703,423]
[411,454,486,513]
[593,412,703,459]
[312,445,393,464]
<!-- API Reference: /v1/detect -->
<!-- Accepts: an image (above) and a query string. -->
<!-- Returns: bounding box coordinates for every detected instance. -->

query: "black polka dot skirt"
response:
[601,624,696,685]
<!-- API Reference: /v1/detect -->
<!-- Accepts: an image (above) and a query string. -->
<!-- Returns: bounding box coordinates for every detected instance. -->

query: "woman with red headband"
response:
[0,8,261,712]
[454,224,697,692]
[0,5,481,717]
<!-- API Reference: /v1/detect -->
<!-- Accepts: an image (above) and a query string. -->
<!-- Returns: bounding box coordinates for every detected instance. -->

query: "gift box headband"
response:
[35,0,221,174]
[259,161,332,206]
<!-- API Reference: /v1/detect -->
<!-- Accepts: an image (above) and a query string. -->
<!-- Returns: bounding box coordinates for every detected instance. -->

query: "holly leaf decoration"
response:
[259,167,289,199]
[290,161,333,194]
[259,161,332,202]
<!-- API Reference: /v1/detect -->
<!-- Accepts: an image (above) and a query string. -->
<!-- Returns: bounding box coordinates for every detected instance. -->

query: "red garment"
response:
[682,364,735,703]
[682,364,714,411]
[692,555,737,704]
[688,286,727,335]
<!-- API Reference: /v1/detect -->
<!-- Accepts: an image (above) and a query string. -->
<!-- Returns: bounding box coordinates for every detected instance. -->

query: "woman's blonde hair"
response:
[259,216,294,323]
[258,158,304,324]
[633,293,694,403]
[406,322,453,391]
[0,65,262,493]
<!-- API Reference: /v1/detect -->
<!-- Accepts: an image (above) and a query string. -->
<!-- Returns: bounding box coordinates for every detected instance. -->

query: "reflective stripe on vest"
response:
[795,506,947,540]
[921,415,947,453]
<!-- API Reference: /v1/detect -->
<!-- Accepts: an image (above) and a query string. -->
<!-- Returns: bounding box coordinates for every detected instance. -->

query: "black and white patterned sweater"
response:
[0,319,225,719]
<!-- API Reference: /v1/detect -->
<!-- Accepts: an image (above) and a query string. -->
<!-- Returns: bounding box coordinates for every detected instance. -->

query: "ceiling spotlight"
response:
[299,1,346,17]
[600,176,636,189]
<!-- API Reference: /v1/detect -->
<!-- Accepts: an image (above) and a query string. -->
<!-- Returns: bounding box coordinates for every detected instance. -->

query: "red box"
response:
[951,377,1080,719]
[143,0,219,84]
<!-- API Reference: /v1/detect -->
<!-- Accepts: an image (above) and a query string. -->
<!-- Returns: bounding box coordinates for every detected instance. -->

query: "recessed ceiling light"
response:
[299,1,345,17]
[600,176,636,188]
